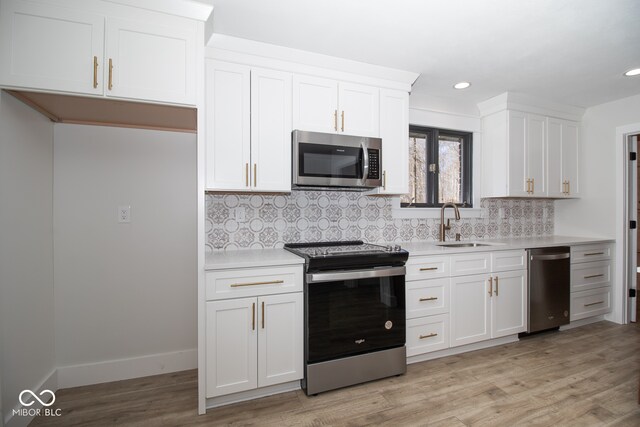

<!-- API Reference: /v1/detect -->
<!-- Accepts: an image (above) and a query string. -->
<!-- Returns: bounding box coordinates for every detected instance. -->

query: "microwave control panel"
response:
[367,149,380,179]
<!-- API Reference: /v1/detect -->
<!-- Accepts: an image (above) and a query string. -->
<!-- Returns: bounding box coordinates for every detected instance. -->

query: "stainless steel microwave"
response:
[292,130,382,190]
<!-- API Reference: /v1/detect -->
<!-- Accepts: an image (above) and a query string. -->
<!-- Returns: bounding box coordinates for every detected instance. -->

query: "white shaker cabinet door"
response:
[206,298,258,398]
[0,0,104,95]
[491,270,527,338]
[378,89,409,194]
[292,75,338,133]
[105,18,196,105]
[507,110,529,197]
[526,113,547,196]
[450,274,491,347]
[338,82,379,137]
[205,61,251,191]
[561,120,579,198]
[251,68,293,192]
[547,117,564,197]
[257,293,303,388]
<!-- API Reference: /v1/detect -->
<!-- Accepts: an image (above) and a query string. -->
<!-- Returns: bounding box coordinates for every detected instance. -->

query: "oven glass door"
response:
[298,143,364,179]
[306,274,405,364]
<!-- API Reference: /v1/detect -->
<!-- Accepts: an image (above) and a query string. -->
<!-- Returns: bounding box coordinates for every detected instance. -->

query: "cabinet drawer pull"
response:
[230,280,284,288]
[419,333,438,339]
[584,252,605,256]
[419,297,438,302]
[584,274,604,279]
[108,58,113,91]
[93,56,98,88]
[419,267,438,271]
[584,301,604,307]
[252,302,255,330]
[261,301,265,329]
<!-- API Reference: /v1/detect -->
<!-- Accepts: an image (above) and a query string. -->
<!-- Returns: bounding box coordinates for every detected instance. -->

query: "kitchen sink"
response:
[435,242,493,248]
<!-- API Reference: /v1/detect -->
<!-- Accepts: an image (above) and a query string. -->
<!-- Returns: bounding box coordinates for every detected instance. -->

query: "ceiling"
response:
[210,0,640,113]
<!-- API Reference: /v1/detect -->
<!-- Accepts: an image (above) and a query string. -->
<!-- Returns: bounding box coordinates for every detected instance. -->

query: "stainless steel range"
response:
[284,240,408,395]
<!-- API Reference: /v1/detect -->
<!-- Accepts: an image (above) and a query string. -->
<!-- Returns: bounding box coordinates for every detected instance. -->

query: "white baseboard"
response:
[57,348,197,389]
[205,381,300,410]
[5,369,58,427]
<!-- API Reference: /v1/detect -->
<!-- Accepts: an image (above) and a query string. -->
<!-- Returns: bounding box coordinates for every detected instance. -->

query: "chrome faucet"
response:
[439,203,461,242]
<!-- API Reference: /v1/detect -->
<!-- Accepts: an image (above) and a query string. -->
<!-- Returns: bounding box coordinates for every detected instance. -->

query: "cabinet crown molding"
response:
[477,92,585,122]
[206,34,419,92]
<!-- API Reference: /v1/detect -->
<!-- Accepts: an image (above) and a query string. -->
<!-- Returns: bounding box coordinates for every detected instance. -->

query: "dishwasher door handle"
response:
[530,253,570,261]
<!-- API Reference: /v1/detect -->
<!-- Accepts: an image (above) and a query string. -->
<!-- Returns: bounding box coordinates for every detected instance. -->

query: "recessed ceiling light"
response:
[624,68,640,77]
[453,81,471,89]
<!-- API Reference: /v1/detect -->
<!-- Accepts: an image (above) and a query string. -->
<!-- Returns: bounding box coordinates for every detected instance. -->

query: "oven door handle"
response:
[307,266,406,284]
[361,140,369,181]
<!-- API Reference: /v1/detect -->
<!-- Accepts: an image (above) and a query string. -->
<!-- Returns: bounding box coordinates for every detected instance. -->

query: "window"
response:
[401,126,472,208]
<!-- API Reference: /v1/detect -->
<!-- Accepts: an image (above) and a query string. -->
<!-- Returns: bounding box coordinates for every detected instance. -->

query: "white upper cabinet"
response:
[205,61,292,193]
[0,0,197,106]
[526,113,547,197]
[293,75,379,137]
[547,117,580,198]
[374,89,409,195]
[251,68,293,192]
[0,0,104,95]
[292,75,338,134]
[105,18,196,105]
[205,60,251,191]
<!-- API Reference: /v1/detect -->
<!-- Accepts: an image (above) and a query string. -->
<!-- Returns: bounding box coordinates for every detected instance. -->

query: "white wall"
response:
[53,124,197,387]
[0,92,56,425]
[555,93,640,323]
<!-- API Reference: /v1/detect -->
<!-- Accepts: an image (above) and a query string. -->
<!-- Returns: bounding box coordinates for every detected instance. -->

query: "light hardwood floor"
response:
[31,321,640,426]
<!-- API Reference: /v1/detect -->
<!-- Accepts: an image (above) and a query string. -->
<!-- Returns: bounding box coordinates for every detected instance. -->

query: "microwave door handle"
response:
[361,141,369,180]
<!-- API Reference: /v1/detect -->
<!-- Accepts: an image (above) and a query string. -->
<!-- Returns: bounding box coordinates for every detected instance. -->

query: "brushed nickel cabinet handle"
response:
[420,267,438,271]
[245,163,249,187]
[253,164,257,187]
[495,276,499,296]
[341,111,345,132]
[93,56,98,88]
[419,297,438,302]
[334,110,338,131]
[488,276,493,297]
[567,180,570,195]
[584,252,605,256]
[584,301,604,307]
[108,58,113,91]
[531,178,535,194]
[230,280,284,288]
[252,302,255,330]
[261,301,265,329]
[584,274,604,279]
[419,333,438,339]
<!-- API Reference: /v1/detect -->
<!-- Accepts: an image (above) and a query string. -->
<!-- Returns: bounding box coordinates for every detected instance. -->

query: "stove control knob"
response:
[386,245,393,252]
[394,245,402,252]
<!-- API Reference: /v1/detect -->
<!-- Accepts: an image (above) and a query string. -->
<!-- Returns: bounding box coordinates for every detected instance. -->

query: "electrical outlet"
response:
[235,207,246,222]
[118,205,131,223]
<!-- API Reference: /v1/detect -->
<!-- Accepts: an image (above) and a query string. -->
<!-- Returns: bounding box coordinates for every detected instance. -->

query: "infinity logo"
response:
[19,389,56,407]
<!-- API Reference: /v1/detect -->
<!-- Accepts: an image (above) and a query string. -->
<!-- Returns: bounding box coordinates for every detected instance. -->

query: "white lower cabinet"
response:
[569,243,612,322]
[491,270,527,338]
[205,264,303,399]
[407,314,449,356]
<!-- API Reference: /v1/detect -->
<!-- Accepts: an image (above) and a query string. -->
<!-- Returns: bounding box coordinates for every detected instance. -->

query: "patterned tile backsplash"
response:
[205,191,554,252]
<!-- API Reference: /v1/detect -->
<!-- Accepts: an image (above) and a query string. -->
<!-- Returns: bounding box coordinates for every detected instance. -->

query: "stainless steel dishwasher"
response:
[527,247,571,333]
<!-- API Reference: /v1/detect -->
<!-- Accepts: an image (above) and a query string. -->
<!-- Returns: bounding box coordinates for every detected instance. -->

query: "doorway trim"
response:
[617,122,640,324]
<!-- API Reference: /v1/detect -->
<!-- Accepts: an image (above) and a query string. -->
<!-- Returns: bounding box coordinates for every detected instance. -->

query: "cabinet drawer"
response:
[491,250,527,272]
[571,261,611,292]
[450,252,491,276]
[570,288,611,321]
[206,266,303,301]
[407,314,449,357]
[406,255,450,281]
[406,278,450,319]
[571,244,612,263]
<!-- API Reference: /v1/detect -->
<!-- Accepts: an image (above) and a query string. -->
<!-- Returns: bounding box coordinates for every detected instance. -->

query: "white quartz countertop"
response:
[205,249,304,270]
[204,236,614,269]
[400,235,614,257]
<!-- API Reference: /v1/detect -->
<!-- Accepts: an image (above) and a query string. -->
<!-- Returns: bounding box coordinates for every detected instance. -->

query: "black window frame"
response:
[402,125,473,208]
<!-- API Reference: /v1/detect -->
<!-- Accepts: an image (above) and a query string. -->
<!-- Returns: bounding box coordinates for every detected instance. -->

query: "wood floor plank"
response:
[30,321,640,426]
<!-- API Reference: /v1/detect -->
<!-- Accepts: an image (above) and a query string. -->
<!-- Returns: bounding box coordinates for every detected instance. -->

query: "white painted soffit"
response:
[104,0,213,21]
